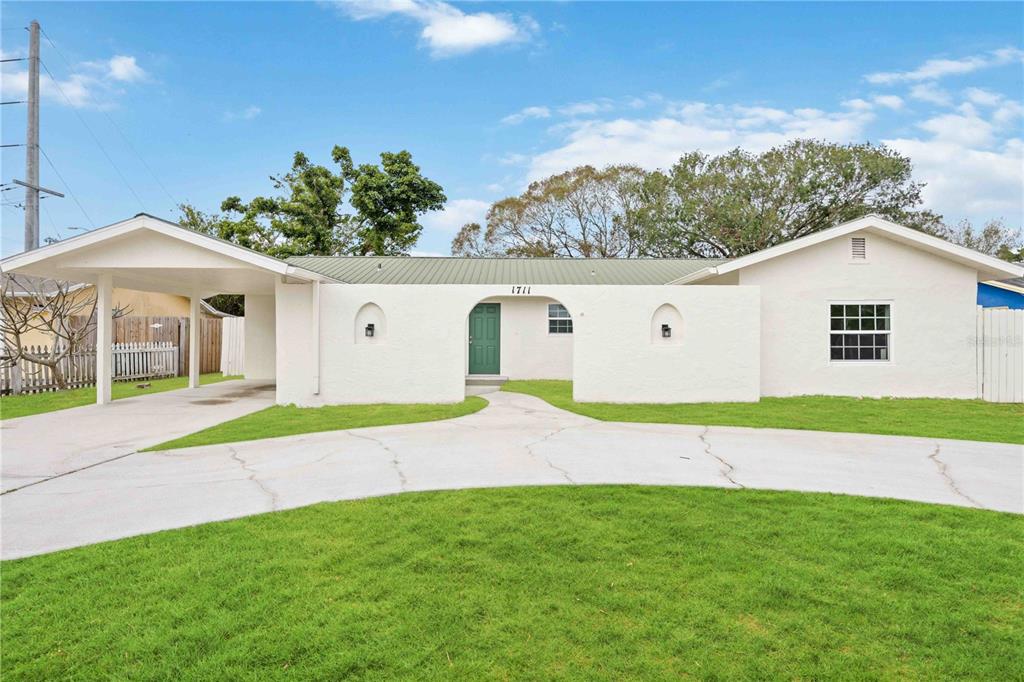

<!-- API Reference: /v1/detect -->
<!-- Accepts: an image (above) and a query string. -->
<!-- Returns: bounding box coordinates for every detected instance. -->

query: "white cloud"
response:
[511,83,1022,226]
[909,83,953,107]
[557,99,615,117]
[842,98,874,112]
[873,95,904,110]
[964,87,1003,107]
[332,0,537,57]
[105,55,147,83]
[993,101,1024,127]
[865,46,1024,84]
[421,198,490,234]
[917,109,994,148]
[524,102,875,181]
[1,52,147,109]
[884,136,1023,221]
[223,105,262,122]
[497,152,528,166]
[501,105,550,125]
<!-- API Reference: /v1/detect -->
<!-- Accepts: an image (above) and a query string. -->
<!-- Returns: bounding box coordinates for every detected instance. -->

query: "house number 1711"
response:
[511,286,532,295]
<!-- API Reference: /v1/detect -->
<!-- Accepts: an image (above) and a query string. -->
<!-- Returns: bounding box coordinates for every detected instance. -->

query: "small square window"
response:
[829,303,890,362]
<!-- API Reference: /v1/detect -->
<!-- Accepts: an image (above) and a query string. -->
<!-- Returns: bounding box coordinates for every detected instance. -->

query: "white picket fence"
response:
[1,342,178,395]
[112,342,179,382]
[220,317,245,376]
[977,307,1024,403]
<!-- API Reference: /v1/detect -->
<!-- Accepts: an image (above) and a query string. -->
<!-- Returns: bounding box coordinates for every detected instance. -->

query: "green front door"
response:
[468,303,500,375]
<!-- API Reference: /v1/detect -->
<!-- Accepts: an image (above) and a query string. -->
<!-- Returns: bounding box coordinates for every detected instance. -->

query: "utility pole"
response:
[24,20,40,251]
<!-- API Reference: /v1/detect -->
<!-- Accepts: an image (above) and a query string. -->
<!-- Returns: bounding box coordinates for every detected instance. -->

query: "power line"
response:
[39,27,179,211]
[1,143,26,148]
[39,145,95,229]
[39,58,147,212]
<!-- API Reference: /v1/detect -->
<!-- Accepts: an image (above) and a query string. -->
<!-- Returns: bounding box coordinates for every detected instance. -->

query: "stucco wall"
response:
[244,294,276,380]
[738,230,980,398]
[274,283,761,406]
[571,286,761,403]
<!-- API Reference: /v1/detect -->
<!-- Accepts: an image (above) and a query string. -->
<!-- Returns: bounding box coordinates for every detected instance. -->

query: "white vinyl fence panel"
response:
[1,342,178,395]
[977,307,1023,403]
[220,317,245,376]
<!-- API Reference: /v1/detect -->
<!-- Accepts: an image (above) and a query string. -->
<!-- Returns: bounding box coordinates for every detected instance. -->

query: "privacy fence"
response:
[70,315,223,376]
[977,307,1024,403]
[220,317,245,376]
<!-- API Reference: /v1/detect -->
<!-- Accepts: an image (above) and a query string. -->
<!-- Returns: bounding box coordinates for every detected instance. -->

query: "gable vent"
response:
[851,237,867,260]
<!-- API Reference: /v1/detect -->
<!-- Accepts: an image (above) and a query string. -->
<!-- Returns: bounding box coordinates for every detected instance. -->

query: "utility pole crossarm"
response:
[12,178,64,198]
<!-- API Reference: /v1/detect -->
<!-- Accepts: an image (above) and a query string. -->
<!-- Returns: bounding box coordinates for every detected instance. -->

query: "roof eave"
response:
[667,267,718,285]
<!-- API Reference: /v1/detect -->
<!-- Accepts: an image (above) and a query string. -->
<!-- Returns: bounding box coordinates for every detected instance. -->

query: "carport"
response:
[0,213,334,403]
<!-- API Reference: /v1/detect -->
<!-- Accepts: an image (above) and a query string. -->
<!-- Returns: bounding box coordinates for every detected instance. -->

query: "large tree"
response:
[451,165,648,258]
[930,218,1022,260]
[634,140,943,258]
[179,146,445,258]
[457,141,954,259]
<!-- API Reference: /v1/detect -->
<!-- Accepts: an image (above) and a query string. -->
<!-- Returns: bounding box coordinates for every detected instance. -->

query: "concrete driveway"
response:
[1,380,275,493]
[2,390,1020,559]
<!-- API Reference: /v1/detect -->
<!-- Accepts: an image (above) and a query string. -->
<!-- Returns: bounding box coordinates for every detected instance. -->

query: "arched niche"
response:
[354,302,386,344]
[650,303,683,346]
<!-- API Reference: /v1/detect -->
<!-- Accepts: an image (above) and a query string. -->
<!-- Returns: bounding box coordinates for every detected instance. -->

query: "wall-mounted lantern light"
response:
[365,323,375,338]
[661,323,672,338]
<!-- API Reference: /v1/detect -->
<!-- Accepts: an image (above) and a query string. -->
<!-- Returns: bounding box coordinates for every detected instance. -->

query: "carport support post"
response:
[188,292,200,389]
[95,273,113,404]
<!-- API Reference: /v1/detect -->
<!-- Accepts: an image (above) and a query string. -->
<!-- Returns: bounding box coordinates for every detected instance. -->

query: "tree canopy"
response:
[180,146,445,258]
[453,140,1017,261]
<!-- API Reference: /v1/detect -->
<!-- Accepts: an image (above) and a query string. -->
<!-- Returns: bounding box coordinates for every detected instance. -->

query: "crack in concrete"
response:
[347,432,408,491]
[928,444,982,509]
[227,446,279,510]
[1,450,141,496]
[700,426,743,488]
[524,426,576,484]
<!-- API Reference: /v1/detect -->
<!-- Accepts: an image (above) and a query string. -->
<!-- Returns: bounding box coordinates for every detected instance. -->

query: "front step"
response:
[465,375,509,395]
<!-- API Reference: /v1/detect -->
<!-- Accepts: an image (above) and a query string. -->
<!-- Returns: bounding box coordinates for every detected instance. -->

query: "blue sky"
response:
[2,1,1022,257]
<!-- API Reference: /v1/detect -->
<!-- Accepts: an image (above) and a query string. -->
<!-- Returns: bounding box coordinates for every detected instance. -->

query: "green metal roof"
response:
[285,256,725,285]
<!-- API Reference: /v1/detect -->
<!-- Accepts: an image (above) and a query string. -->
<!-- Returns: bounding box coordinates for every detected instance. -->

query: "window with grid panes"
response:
[829,303,890,361]
[548,303,573,334]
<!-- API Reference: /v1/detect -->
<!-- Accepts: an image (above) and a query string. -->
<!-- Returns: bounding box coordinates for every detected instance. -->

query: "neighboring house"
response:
[2,273,230,349]
[1,213,1021,404]
[978,278,1024,310]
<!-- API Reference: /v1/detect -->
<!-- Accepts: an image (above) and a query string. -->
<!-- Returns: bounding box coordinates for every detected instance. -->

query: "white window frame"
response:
[827,300,893,364]
[547,303,573,335]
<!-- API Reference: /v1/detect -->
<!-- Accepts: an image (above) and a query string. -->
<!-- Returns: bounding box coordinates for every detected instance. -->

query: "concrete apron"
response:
[1,391,1020,560]
[0,380,276,493]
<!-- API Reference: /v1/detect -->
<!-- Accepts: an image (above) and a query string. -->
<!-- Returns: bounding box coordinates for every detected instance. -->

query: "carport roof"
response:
[0,213,337,296]
[286,255,726,285]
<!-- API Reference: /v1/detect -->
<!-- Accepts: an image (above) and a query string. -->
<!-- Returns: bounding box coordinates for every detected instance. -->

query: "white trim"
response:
[983,279,1024,295]
[669,215,1024,284]
[0,214,339,284]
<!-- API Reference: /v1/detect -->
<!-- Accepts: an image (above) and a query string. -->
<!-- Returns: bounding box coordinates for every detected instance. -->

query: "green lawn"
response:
[0,374,241,420]
[504,380,1023,444]
[2,486,1021,680]
[146,397,488,451]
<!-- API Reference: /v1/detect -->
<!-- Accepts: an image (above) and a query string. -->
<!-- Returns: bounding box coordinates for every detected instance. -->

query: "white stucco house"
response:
[2,213,1021,405]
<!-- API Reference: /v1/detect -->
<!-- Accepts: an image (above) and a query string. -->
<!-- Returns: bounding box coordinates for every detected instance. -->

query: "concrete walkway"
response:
[2,391,1020,559]
[1,380,275,493]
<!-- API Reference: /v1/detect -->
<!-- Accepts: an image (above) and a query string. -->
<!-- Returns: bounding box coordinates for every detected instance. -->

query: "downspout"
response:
[312,279,321,395]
